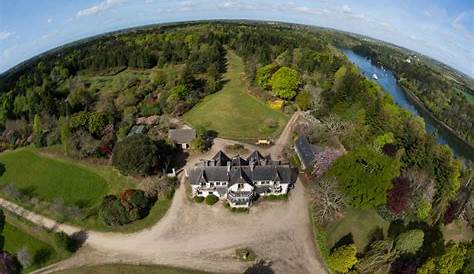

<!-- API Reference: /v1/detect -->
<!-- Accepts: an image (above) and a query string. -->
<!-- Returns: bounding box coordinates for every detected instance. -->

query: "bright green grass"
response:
[3,222,59,272]
[52,264,222,274]
[463,90,474,105]
[183,51,289,140]
[326,207,389,251]
[0,148,108,208]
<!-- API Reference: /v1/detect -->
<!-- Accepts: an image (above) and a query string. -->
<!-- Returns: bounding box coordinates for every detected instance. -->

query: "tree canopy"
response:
[112,135,161,176]
[256,63,278,89]
[327,244,358,273]
[328,147,400,208]
[395,229,424,254]
[270,67,299,99]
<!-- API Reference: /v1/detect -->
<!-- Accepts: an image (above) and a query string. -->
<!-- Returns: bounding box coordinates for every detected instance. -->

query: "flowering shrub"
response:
[311,148,343,178]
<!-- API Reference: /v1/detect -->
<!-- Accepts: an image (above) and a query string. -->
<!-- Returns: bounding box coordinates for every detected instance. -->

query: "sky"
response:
[0,0,473,77]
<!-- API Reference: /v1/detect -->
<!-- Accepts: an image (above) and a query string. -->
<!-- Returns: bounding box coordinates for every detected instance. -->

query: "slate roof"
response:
[188,165,294,186]
[231,156,248,166]
[247,150,266,163]
[189,150,295,186]
[230,168,251,185]
[211,150,230,166]
[294,134,316,169]
[169,128,196,144]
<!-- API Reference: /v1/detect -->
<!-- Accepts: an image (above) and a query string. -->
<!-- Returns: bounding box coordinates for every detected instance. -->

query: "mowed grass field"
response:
[183,50,289,140]
[326,207,390,251]
[53,264,222,274]
[0,148,108,208]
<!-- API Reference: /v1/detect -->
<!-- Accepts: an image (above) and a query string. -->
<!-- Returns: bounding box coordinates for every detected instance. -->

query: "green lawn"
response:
[3,222,59,272]
[326,207,390,251]
[183,50,289,140]
[0,147,174,232]
[53,264,223,274]
[0,148,108,209]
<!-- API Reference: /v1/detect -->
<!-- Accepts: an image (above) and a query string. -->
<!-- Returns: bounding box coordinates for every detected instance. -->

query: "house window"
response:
[216,182,220,186]
[210,182,214,187]
[238,183,244,189]
[201,183,205,187]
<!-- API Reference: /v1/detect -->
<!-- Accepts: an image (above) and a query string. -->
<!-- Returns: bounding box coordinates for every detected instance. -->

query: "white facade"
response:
[187,150,294,208]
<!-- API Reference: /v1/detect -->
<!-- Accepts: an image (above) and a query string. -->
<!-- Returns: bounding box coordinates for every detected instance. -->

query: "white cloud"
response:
[217,1,256,11]
[342,5,351,14]
[423,10,432,17]
[76,0,127,17]
[47,18,53,23]
[291,6,323,16]
[0,31,15,40]
[409,34,417,40]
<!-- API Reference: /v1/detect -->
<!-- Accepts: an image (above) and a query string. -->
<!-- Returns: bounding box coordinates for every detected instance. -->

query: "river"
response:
[341,49,474,161]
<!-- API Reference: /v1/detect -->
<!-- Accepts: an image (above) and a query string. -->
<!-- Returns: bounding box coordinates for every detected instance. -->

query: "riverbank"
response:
[348,48,474,156]
[398,80,474,152]
[342,48,473,161]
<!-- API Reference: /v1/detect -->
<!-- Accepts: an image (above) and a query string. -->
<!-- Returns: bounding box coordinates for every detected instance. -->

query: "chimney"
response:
[227,161,231,172]
[250,160,255,171]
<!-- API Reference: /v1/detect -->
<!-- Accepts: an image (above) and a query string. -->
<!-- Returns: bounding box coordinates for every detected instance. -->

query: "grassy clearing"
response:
[3,223,58,272]
[183,50,289,140]
[52,264,222,274]
[0,148,108,209]
[462,90,474,105]
[3,211,71,273]
[0,146,172,232]
[325,207,389,251]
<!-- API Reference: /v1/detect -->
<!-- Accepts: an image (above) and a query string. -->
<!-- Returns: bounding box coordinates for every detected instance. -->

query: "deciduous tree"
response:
[395,229,424,254]
[328,147,400,208]
[256,64,278,89]
[270,67,299,99]
[328,244,358,273]
[112,135,160,176]
[311,177,345,225]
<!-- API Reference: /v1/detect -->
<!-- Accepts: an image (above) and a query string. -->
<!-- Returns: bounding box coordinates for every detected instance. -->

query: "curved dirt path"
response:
[2,111,327,274]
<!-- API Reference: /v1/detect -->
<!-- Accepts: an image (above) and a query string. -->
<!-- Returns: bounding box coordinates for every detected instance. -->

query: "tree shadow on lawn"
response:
[33,248,52,266]
[0,162,5,176]
[74,199,91,209]
[365,226,385,252]
[332,233,354,251]
[20,186,37,197]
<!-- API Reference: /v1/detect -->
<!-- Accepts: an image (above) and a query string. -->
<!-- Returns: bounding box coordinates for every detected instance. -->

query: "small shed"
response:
[169,128,196,149]
[294,134,322,170]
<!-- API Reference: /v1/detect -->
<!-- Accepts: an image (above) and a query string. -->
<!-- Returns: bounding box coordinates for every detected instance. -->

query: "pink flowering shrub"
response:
[311,148,343,178]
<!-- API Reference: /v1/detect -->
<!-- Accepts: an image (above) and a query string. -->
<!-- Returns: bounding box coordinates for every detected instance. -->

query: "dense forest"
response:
[0,21,472,274]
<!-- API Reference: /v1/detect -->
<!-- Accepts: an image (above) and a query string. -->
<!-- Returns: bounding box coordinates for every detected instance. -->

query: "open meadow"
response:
[184,51,289,140]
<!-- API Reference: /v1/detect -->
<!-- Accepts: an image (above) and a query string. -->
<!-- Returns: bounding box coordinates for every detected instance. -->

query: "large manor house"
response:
[186,150,296,208]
